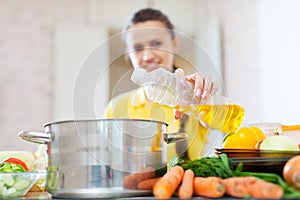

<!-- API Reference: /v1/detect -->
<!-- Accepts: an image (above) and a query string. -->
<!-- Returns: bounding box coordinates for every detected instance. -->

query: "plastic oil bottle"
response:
[130,67,244,133]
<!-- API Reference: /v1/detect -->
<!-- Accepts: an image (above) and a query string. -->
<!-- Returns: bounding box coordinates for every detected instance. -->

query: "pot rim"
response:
[43,118,169,127]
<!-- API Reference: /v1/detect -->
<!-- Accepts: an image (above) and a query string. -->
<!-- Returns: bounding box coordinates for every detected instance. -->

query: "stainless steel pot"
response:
[19,119,185,198]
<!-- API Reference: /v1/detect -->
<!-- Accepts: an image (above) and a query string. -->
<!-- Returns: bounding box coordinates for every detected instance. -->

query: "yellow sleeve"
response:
[103,90,133,119]
[104,101,114,118]
[185,117,210,160]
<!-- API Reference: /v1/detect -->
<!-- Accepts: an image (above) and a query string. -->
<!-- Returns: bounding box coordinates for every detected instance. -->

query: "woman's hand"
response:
[174,68,219,120]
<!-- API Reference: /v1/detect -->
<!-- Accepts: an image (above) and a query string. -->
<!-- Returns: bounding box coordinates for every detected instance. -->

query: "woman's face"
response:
[125,20,178,72]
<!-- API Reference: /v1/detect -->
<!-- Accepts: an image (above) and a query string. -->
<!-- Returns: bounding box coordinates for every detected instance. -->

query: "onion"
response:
[283,155,300,189]
[260,135,299,151]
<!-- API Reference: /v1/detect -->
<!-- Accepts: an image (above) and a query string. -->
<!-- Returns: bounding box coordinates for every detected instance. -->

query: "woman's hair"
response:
[123,8,175,39]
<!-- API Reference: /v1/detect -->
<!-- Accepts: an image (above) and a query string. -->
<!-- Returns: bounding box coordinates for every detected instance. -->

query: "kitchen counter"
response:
[22,192,244,200]
[22,192,295,200]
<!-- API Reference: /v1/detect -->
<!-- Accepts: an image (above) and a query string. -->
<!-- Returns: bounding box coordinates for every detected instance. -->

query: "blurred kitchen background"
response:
[1,0,300,151]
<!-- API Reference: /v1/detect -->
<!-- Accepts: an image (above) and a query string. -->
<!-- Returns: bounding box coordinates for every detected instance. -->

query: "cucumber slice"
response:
[2,186,16,197]
[0,180,4,189]
[13,179,30,191]
[1,174,14,186]
[0,180,4,193]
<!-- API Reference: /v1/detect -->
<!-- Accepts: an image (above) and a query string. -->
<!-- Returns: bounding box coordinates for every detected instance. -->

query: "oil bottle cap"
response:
[130,68,147,85]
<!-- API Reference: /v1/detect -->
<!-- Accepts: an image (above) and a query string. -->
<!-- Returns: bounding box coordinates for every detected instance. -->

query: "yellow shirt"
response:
[105,87,209,160]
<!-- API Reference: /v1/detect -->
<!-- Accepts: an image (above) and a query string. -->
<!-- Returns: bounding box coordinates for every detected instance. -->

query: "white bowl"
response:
[0,172,45,198]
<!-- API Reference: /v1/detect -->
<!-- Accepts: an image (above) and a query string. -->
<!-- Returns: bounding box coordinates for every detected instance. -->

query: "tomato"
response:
[222,127,266,149]
[1,157,29,171]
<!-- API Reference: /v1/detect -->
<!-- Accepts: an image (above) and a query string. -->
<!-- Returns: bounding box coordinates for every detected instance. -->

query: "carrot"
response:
[194,176,225,198]
[137,177,161,190]
[123,167,156,189]
[178,169,194,199]
[224,176,257,198]
[224,176,284,199]
[248,179,284,199]
[153,166,184,199]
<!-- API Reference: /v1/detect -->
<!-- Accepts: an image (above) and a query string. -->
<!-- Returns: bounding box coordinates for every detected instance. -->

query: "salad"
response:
[0,147,46,197]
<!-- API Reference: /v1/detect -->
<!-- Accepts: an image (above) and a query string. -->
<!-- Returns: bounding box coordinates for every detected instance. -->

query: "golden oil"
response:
[151,124,163,152]
[176,104,244,133]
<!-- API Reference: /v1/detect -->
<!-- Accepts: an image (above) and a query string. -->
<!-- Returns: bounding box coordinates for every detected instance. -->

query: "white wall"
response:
[196,0,300,126]
[196,0,262,125]
[89,0,198,36]
[54,23,109,120]
[0,0,88,151]
[257,0,300,124]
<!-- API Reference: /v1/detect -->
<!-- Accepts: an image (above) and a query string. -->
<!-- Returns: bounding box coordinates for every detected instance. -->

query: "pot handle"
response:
[18,131,54,144]
[164,132,188,144]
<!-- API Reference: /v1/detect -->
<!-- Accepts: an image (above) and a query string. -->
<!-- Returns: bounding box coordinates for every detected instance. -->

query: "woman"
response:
[105,8,218,160]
